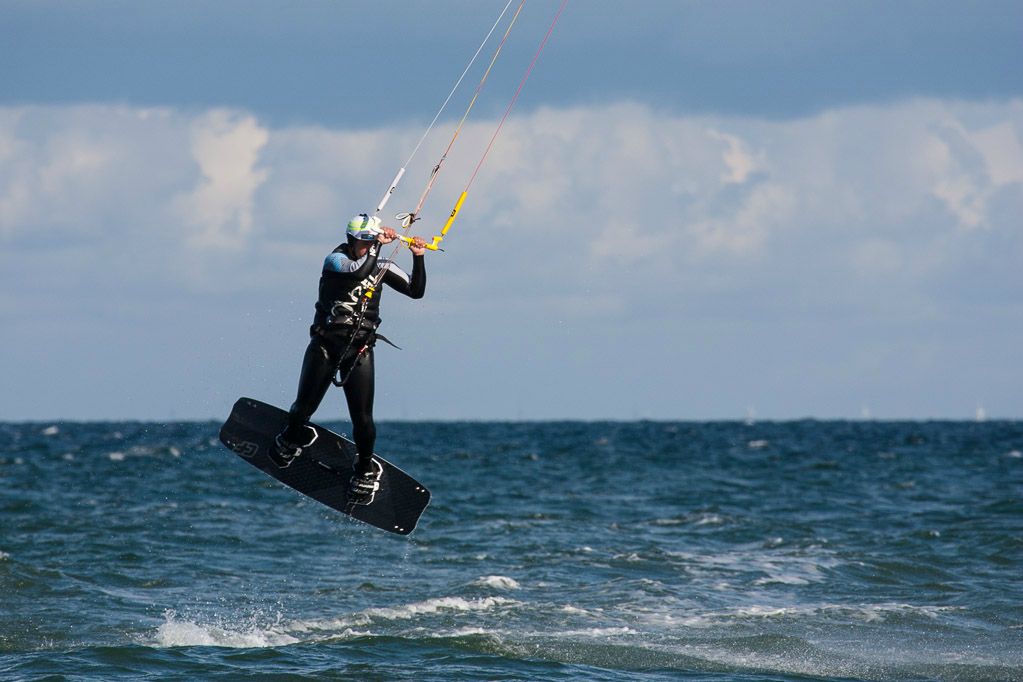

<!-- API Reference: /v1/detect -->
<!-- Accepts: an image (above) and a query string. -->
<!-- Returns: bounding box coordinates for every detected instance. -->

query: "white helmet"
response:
[346,213,382,241]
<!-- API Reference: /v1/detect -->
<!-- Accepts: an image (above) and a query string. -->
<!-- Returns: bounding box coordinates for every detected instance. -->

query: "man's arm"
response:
[381,254,426,299]
[323,243,381,280]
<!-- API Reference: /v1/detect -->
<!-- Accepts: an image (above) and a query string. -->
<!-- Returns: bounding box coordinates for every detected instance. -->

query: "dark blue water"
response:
[2,418,1021,681]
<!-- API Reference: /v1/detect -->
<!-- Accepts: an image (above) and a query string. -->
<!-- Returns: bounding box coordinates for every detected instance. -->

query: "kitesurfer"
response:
[272,214,427,504]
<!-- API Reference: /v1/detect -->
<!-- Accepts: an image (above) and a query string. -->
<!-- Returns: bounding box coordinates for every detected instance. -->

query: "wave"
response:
[470,575,521,590]
[150,596,518,649]
[659,601,963,628]
[359,596,517,622]
[138,597,1022,681]
[152,610,300,648]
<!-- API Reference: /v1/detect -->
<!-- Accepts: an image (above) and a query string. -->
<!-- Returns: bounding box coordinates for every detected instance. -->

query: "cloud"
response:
[709,129,761,184]
[929,114,1023,230]
[1,97,1021,419]
[1,97,1020,314]
[0,106,199,246]
[176,110,269,249]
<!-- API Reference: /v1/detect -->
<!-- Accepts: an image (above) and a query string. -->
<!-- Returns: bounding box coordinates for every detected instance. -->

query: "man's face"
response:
[351,239,373,258]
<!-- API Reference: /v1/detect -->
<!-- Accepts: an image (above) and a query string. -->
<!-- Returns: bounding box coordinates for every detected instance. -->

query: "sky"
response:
[2,0,1021,421]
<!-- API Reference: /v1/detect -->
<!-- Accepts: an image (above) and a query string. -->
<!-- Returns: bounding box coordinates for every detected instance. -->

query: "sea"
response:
[1,417,1021,681]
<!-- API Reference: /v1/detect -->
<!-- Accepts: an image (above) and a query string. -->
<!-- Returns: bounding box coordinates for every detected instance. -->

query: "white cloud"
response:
[0,105,195,241]
[177,110,269,249]
[709,129,761,184]
[1,98,1021,420]
[920,108,1023,232]
[970,120,1023,186]
[0,98,1020,312]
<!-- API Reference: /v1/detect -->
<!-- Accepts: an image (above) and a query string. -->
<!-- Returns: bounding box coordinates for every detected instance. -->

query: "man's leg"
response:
[342,348,376,475]
[274,338,335,463]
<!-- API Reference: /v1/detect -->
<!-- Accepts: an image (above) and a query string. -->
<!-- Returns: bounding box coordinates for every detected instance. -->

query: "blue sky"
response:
[2,1,1021,421]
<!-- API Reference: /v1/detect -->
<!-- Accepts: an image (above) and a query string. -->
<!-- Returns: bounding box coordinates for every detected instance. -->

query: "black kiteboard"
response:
[219,397,430,535]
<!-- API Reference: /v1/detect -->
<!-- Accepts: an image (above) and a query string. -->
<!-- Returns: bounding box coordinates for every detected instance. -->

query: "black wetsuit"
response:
[284,240,425,467]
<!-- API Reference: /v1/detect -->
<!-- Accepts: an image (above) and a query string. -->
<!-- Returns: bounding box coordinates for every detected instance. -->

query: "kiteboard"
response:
[219,397,430,535]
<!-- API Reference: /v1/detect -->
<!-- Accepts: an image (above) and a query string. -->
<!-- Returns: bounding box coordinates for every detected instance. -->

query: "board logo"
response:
[226,438,259,458]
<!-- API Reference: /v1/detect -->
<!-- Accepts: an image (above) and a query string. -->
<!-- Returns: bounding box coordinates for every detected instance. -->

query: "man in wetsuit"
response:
[272,213,427,504]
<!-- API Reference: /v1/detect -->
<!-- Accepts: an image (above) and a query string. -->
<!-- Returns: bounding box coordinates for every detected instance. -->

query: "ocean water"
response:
[1,417,1021,681]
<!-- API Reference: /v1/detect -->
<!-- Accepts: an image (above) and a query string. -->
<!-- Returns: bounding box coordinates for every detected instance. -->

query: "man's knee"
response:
[352,416,375,439]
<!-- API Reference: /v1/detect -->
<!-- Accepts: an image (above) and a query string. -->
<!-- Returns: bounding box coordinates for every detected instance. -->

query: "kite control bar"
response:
[394,191,467,252]
[394,234,443,252]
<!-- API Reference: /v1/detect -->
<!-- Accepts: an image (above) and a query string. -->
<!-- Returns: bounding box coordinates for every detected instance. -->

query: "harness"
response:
[317,285,402,388]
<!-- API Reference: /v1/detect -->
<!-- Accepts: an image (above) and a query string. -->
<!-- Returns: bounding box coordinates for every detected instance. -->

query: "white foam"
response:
[559,605,591,615]
[734,605,800,618]
[0,551,10,560]
[556,626,635,637]
[289,623,372,640]
[848,602,956,622]
[747,439,769,449]
[754,574,810,586]
[240,601,511,642]
[654,513,729,528]
[441,626,491,637]
[473,575,520,590]
[361,596,515,621]
[667,601,961,628]
[42,425,59,436]
[105,445,176,461]
[153,611,299,648]
[694,513,724,526]
[669,545,838,586]
[281,616,368,637]
[1008,450,1022,458]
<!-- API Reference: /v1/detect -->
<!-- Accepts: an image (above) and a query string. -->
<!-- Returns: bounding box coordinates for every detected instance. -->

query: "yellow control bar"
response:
[396,191,467,252]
